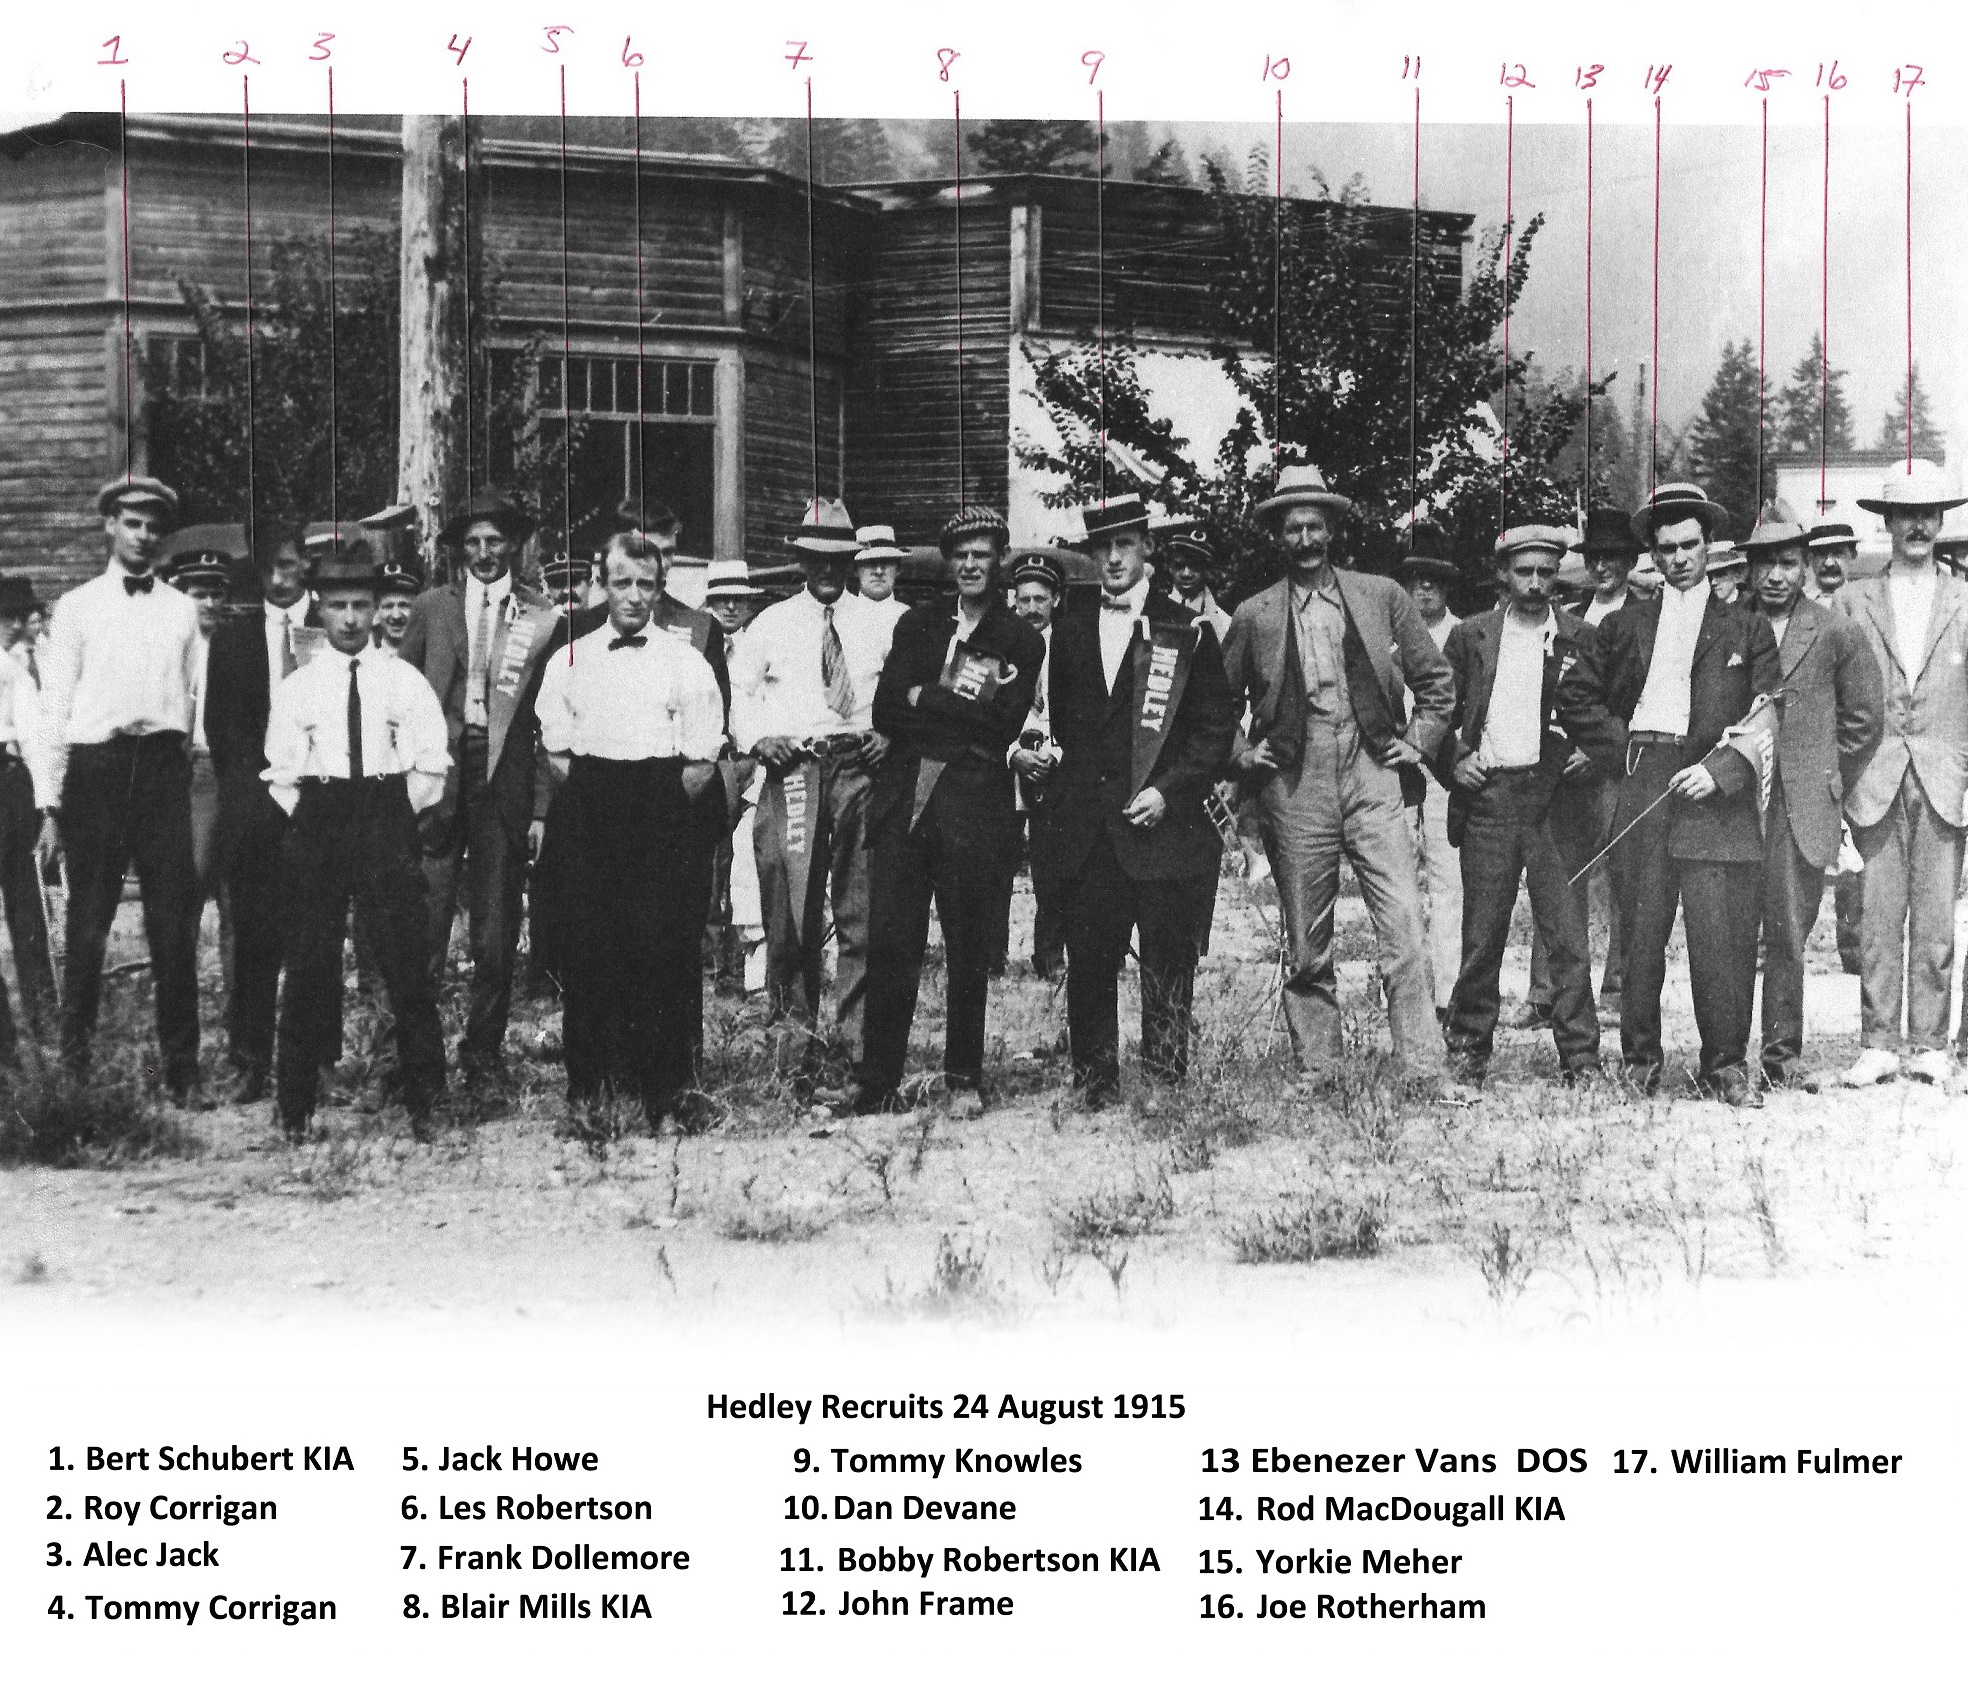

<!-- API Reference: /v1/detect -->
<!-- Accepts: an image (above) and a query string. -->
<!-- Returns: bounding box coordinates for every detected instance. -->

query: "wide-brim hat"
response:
[96,474,179,520]
[1079,493,1154,543]
[1399,520,1460,580]
[854,524,908,564]
[1807,522,1860,550]
[1494,524,1571,565]
[787,497,862,555]
[0,575,38,617]
[1254,463,1353,525]
[1706,541,1747,575]
[1580,505,1642,558]
[437,487,534,548]
[308,544,384,591]
[705,560,754,598]
[1633,481,1731,542]
[1008,550,1063,595]
[1855,459,1967,514]
[1743,510,1811,555]
[359,501,419,532]
[938,504,1010,555]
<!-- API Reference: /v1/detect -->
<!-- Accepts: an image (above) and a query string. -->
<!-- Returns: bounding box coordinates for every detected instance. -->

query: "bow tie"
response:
[608,633,647,651]
[123,575,154,595]
[1100,593,1137,613]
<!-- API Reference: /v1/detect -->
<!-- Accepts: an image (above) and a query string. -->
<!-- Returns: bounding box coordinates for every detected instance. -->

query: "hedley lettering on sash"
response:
[910,639,1020,832]
[769,760,823,942]
[1127,618,1196,800]
[495,607,551,697]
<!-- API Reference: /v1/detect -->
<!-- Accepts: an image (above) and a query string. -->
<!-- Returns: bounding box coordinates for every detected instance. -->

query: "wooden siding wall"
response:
[743,356,844,564]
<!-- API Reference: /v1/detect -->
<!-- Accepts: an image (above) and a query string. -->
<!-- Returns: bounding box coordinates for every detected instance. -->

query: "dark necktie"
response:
[124,575,153,595]
[1101,592,1134,612]
[279,613,297,678]
[346,658,364,781]
[821,604,854,719]
[608,633,647,651]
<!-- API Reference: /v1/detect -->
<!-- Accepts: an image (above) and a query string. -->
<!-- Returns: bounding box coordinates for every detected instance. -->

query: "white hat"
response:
[705,560,753,598]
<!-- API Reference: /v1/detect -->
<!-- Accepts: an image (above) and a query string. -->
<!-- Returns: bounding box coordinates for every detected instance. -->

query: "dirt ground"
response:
[2,868,1961,1334]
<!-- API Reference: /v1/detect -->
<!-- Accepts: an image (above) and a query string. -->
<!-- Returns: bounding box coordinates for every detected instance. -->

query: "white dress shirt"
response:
[1582,588,1626,627]
[463,573,513,727]
[1886,567,1940,675]
[855,591,908,647]
[36,563,201,808]
[264,597,314,685]
[1099,577,1151,693]
[729,587,891,749]
[191,635,211,754]
[261,645,451,817]
[1629,577,1710,737]
[1476,611,1553,769]
[538,621,725,762]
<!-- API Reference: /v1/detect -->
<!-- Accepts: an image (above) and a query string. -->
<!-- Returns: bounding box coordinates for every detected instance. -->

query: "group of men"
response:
[7,451,1965,1139]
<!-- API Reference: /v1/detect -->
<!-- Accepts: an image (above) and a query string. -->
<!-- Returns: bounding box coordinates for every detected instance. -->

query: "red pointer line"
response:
[119,81,132,483]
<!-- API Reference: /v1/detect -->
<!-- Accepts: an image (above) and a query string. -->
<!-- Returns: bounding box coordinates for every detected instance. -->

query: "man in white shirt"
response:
[1396,524,1464,1018]
[160,530,235,901]
[0,574,56,1054]
[265,548,451,1141]
[729,499,893,1087]
[373,567,419,655]
[1806,521,1860,602]
[852,525,910,643]
[538,544,725,1130]
[36,475,206,1102]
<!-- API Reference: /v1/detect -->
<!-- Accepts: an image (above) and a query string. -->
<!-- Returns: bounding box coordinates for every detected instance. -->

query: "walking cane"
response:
[36,851,63,1005]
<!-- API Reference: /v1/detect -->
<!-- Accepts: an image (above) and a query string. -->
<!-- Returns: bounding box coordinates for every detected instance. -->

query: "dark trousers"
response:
[1758,781,1827,1077]
[423,728,527,1065]
[1446,769,1599,1076]
[1061,832,1210,1093]
[860,771,1016,1097]
[1834,870,1863,969]
[58,734,200,1089]
[277,776,445,1126]
[673,787,722,1067]
[558,755,695,1114]
[219,782,291,1071]
[0,756,56,1050]
[1611,741,1761,1082]
[1531,776,1624,1005]
[1031,824,1068,977]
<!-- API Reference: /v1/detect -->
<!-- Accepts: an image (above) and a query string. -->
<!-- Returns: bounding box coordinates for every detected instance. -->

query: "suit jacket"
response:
[1032,590,1239,886]
[399,579,564,832]
[1598,590,1782,863]
[1767,598,1883,865]
[1434,604,1626,846]
[1836,572,1968,830]
[204,604,325,820]
[871,601,1044,834]
[1220,569,1456,779]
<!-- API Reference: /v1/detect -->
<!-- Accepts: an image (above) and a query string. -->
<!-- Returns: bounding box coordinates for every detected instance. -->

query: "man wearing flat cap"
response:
[729,499,893,1089]
[1597,482,1781,1105]
[1832,461,1968,1088]
[0,575,56,1055]
[1219,465,1464,1098]
[35,476,206,1100]
[1742,510,1882,1089]
[1030,496,1237,1104]
[1434,526,1624,1087]
[853,504,1043,1116]
[398,486,559,1097]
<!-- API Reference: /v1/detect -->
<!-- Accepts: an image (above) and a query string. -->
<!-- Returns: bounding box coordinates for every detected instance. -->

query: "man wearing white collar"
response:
[852,524,910,643]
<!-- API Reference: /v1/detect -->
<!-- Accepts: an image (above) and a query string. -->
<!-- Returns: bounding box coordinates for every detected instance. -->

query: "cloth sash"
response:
[1127,620,1197,800]
[763,759,823,943]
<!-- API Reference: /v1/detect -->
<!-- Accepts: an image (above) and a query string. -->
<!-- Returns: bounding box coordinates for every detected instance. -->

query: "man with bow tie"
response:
[1597,482,1781,1105]
[1029,497,1236,1105]
[34,476,206,1101]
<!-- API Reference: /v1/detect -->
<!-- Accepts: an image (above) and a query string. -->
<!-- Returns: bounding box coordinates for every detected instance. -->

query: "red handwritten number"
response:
[447,34,471,65]
[1082,50,1105,86]
[1744,68,1790,92]
[222,41,259,66]
[1643,64,1671,95]
[1575,65,1602,91]
[1262,55,1289,82]
[1500,63,1534,89]
[936,48,959,82]
[310,33,334,62]
[541,25,572,54]
[785,41,812,69]
[1401,55,1421,80]
[98,35,128,65]
[622,37,643,69]
[1816,61,1846,90]
[1894,64,1925,94]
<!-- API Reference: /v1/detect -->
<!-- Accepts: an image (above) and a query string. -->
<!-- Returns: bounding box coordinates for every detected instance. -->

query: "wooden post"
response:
[397,115,476,583]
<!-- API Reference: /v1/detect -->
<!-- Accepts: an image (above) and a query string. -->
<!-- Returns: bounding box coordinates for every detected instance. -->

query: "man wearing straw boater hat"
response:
[1596,481,1781,1105]
[852,524,911,643]
[1219,464,1466,1100]
[1805,521,1860,602]
[851,504,1043,1116]
[1833,460,1968,1088]
[36,475,207,1101]
[729,499,894,1089]
[1029,494,1236,1105]
[1434,525,1624,1089]
[0,574,56,1055]
[1742,508,1882,1090]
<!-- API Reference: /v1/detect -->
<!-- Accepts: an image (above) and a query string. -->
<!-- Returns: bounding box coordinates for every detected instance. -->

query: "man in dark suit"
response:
[852,505,1044,1116]
[1743,515,1883,1088]
[1598,482,1782,1104]
[1026,497,1237,1104]
[1436,527,1625,1088]
[398,488,562,1092]
[204,524,318,1103]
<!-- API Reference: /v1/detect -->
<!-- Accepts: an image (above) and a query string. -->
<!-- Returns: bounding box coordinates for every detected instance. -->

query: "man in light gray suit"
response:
[1221,464,1468,1101]
[1835,462,1968,1089]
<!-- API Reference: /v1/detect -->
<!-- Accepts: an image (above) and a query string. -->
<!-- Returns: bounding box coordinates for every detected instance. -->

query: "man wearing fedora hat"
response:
[730,499,894,1089]
[1220,464,1463,1097]
[1395,523,1465,1018]
[1743,511,1883,1089]
[399,486,560,1096]
[854,504,1043,1115]
[1435,526,1625,1087]
[0,575,56,1053]
[1833,461,1968,1088]
[1806,522,1860,602]
[1029,495,1237,1103]
[35,475,207,1100]
[853,525,911,643]
[1597,482,1781,1104]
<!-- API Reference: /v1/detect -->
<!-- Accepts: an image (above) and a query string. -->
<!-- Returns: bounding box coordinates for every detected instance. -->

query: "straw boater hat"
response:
[437,487,534,548]
[1579,505,1641,559]
[854,524,908,564]
[1633,481,1731,541]
[1855,459,1968,514]
[1078,493,1155,543]
[1493,524,1570,565]
[938,503,1010,554]
[1806,521,1860,551]
[787,498,862,556]
[95,474,179,519]
[1254,464,1353,525]
[705,561,753,599]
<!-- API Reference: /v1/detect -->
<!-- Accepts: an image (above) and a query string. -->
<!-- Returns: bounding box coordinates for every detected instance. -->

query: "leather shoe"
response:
[1701,1068,1763,1109]
[1840,1048,1902,1089]
[1499,1000,1549,1031]
[232,1067,269,1106]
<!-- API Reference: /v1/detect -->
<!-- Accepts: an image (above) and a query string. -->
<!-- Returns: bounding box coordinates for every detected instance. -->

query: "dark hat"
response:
[95,474,179,519]
[1807,522,1860,550]
[437,487,534,548]
[787,497,862,556]
[938,503,1010,554]
[358,501,419,532]
[378,568,423,598]
[539,553,591,589]
[1633,481,1731,541]
[1398,521,1459,581]
[0,575,39,617]
[161,522,250,574]
[1008,550,1063,595]
[1156,521,1215,563]
[1579,505,1642,558]
[615,495,680,536]
[1078,493,1154,544]
[308,545,383,592]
